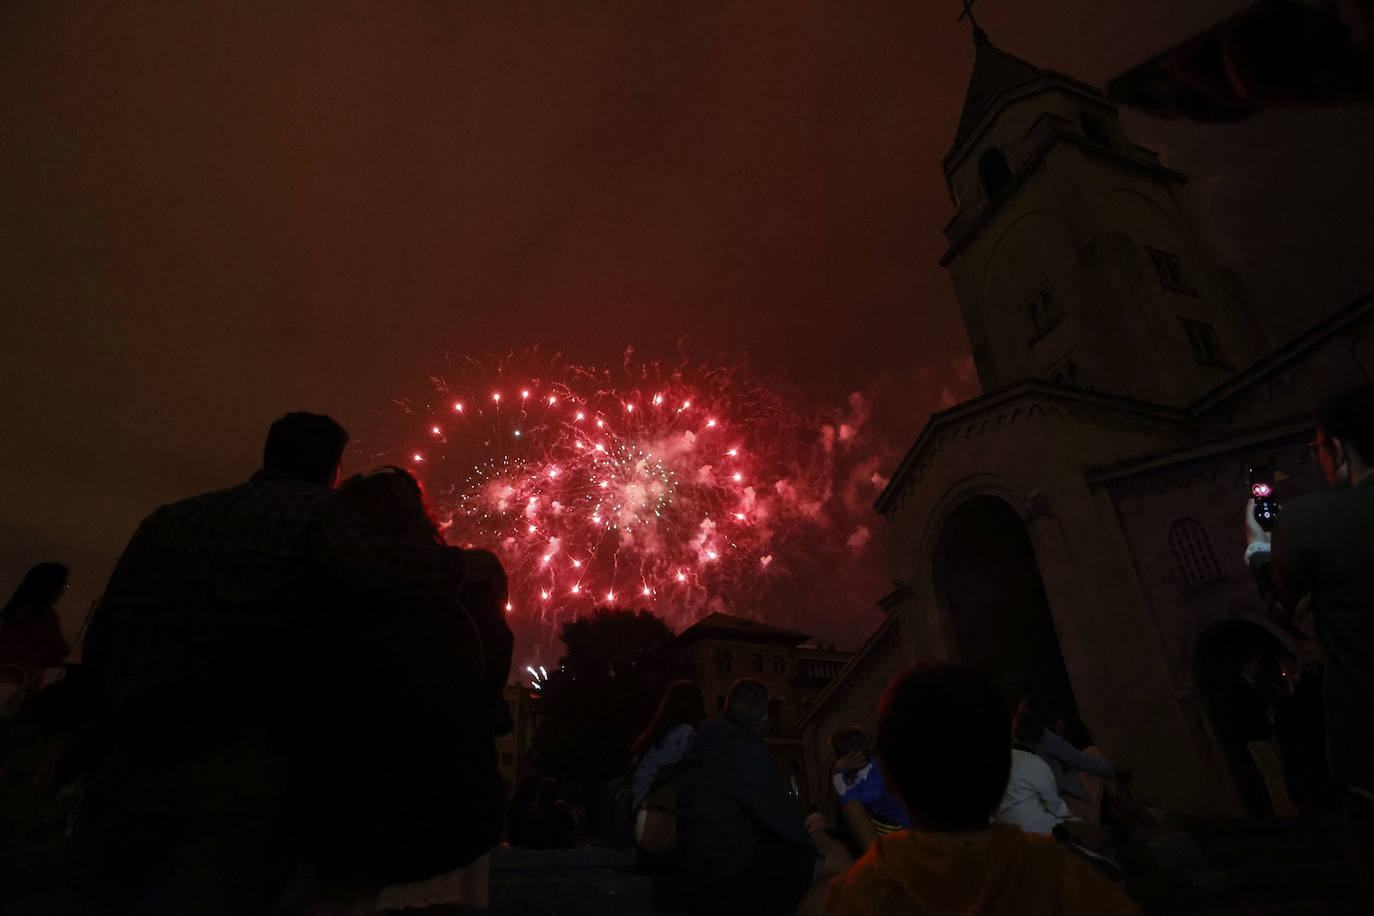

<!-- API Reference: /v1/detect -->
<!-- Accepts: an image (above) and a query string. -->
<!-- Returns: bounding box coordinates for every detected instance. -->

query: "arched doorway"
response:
[932,495,1077,718]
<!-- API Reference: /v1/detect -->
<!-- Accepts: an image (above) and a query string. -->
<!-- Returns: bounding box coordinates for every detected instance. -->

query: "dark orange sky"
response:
[3,1,1372,646]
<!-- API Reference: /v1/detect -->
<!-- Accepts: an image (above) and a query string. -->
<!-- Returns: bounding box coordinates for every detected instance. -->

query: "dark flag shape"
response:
[1107,0,1374,120]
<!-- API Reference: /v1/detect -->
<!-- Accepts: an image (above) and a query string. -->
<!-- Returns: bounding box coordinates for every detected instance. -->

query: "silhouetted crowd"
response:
[608,672,1138,916]
[2,413,513,912]
[3,384,1374,913]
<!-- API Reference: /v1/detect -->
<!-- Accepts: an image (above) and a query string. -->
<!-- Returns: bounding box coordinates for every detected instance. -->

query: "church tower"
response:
[940,26,1271,407]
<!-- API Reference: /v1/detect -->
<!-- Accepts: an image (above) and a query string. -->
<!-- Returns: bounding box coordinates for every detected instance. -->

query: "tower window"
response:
[714,649,732,672]
[1168,518,1224,590]
[1079,111,1112,147]
[772,654,786,674]
[749,652,764,674]
[1147,247,1194,293]
[1024,287,1061,343]
[979,148,1012,199]
[1180,317,1229,367]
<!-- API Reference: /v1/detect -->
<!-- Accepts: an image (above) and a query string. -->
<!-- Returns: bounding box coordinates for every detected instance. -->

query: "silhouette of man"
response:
[676,677,849,915]
[1246,383,1374,796]
[77,412,499,913]
[1246,383,1374,892]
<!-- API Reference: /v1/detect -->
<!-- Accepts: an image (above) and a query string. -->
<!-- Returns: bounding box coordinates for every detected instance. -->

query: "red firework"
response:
[377,351,886,668]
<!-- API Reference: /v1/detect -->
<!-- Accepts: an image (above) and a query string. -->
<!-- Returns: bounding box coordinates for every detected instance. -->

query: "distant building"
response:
[798,25,1374,817]
[496,683,542,789]
[675,612,851,806]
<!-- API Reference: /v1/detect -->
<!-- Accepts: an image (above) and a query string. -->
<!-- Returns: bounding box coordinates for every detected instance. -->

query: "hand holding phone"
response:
[1249,465,1280,532]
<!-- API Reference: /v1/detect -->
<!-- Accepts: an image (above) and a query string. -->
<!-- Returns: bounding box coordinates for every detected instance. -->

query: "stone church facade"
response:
[797,29,1374,816]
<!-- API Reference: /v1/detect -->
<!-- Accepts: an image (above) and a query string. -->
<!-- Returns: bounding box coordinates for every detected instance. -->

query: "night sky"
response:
[4,1,1373,652]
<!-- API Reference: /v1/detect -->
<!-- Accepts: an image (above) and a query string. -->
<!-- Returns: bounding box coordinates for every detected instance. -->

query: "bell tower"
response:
[939,24,1271,406]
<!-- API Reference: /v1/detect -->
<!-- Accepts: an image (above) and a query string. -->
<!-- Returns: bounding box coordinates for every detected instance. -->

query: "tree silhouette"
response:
[529,607,690,800]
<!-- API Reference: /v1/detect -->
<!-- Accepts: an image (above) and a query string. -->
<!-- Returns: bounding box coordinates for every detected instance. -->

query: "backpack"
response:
[634,761,685,858]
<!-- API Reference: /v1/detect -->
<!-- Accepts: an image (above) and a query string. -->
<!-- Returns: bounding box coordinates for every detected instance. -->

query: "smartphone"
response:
[1249,465,1280,531]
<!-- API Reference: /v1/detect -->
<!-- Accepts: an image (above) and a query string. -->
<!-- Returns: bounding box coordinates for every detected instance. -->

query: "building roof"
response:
[674,611,812,647]
[1188,289,1374,421]
[874,287,1374,518]
[873,380,1186,517]
[944,30,1108,178]
[951,30,1045,152]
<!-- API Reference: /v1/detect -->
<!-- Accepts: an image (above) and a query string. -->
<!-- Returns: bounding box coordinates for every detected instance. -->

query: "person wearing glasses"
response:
[1245,382,1374,888]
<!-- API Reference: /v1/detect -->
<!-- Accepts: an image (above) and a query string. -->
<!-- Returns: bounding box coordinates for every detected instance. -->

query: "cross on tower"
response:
[958,0,988,43]
[957,0,978,30]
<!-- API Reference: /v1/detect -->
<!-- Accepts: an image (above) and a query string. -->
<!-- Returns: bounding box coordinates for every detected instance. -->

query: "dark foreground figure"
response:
[1245,381,1374,898]
[73,412,511,913]
[675,677,849,916]
[821,664,1139,915]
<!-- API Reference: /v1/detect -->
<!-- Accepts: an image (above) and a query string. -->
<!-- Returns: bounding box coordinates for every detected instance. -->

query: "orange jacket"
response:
[825,824,1140,915]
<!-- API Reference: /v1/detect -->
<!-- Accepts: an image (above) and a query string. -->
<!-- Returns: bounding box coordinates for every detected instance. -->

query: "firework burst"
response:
[376,351,887,666]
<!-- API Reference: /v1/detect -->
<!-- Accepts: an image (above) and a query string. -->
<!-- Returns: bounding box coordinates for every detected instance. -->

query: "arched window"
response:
[979,148,1012,199]
[1169,518,1224,590]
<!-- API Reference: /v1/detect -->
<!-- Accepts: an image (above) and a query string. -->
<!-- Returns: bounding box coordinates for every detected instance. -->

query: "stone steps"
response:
[1157,814,1362,913]
[489,848,653,916]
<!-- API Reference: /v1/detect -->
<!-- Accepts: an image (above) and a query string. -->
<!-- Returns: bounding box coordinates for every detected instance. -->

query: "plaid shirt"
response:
[84,470,470,742]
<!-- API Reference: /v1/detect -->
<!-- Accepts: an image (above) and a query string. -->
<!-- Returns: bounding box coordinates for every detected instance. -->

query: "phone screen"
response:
[1249,465,1280,531]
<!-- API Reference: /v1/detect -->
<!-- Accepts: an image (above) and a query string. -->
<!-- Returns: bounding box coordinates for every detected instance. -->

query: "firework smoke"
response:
[375,350,889,670]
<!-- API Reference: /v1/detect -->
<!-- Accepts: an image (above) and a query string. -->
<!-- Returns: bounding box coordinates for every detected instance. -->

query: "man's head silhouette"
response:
[262,412,349,486]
